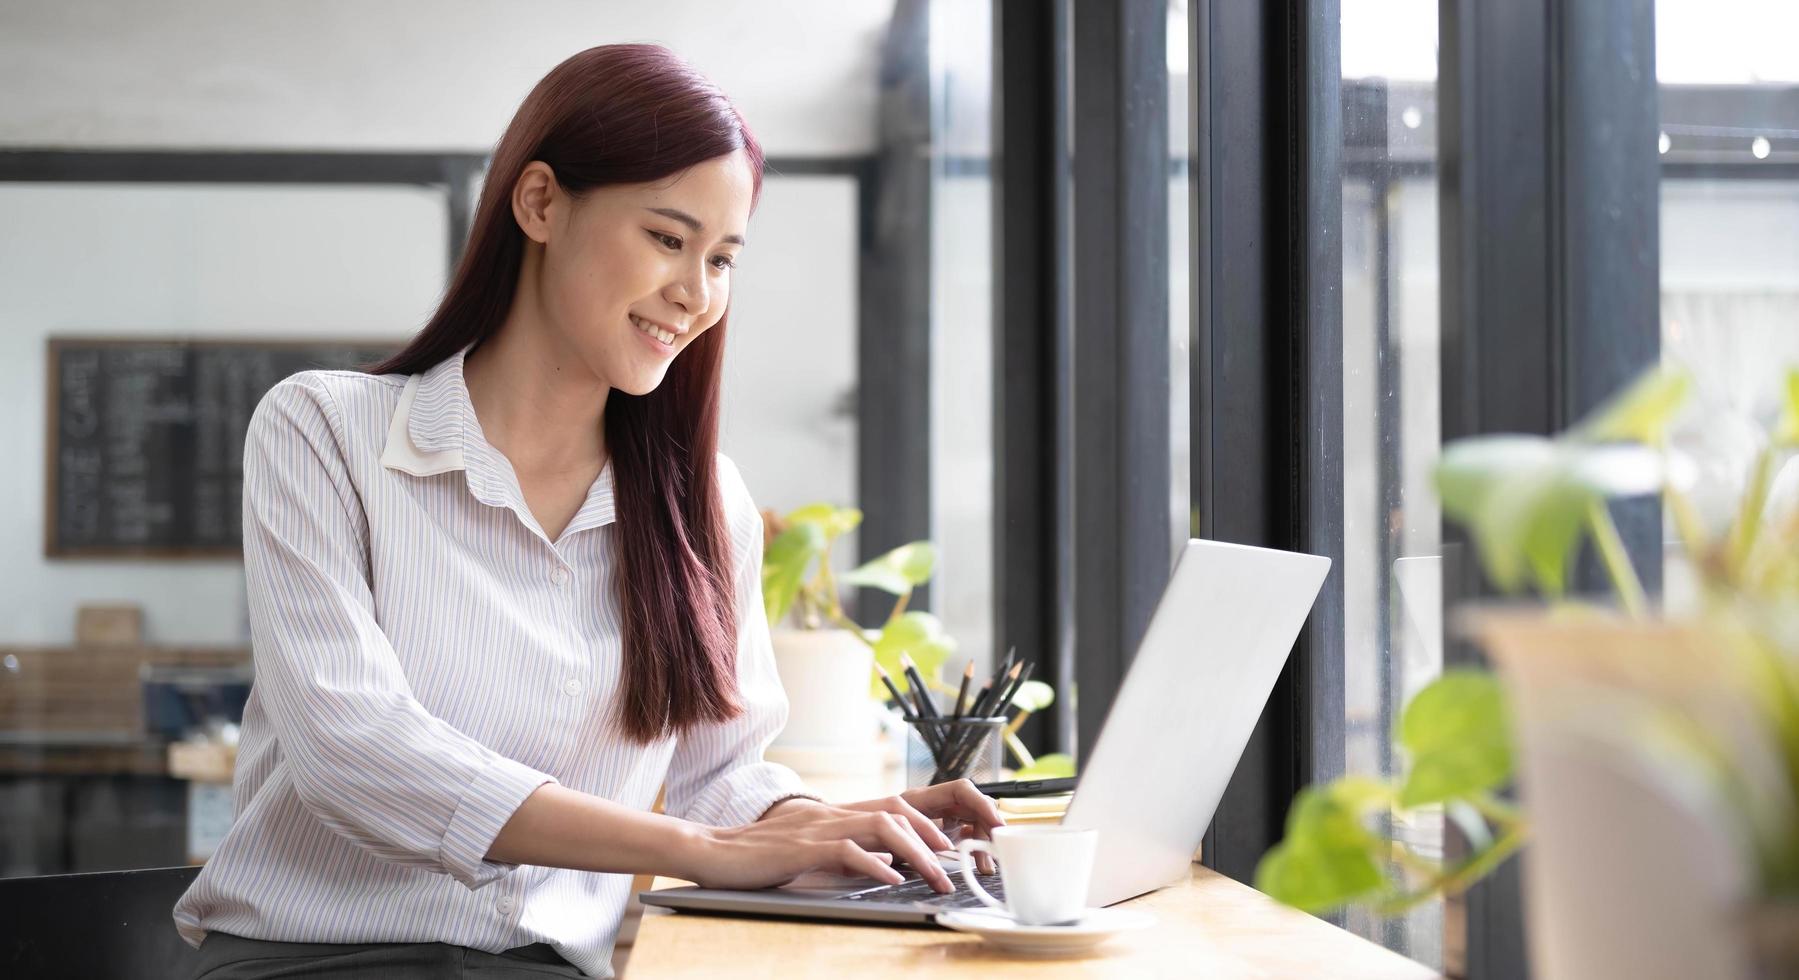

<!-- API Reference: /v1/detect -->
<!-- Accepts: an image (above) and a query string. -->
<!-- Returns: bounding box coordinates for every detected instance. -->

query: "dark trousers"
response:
[191,931,592,979]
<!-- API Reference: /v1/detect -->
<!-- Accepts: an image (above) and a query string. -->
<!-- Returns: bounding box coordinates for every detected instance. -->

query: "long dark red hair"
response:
[369,44,765,742]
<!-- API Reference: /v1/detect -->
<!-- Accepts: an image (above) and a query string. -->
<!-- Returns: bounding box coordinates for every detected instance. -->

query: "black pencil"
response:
[995,661,1035,721]
[971,661,1022,721]
[952,662,1035,781]
[950,661,974,720]
[897,655,949,760]
[995,646,1017,691]
[938,661,1022,781]
[875,665,915,719]
[900,653,938,718]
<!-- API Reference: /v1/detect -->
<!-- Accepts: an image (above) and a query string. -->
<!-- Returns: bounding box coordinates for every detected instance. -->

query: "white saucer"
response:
[935,906,1156,955]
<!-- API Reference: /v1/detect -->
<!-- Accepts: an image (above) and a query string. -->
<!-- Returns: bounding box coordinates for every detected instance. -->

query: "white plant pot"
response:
[767,629,881,776]
[1471,614,1759,980]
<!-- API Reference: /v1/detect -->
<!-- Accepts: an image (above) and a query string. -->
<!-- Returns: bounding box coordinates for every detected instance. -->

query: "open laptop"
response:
[639,538,1330,924]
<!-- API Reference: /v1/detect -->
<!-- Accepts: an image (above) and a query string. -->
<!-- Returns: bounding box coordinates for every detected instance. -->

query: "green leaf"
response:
[1008,680,1055,713]
[785,503,863,541]
[1329,774,1398,815]
[842,541,938,595]
[1398,671,1513,809]
[1572,364,1693,445]
[869,611,955,698]
[1254,784,1386,913]
[1777,368,1799,447]
[761,522,824,624]
[1437,438,1662,595]
[1438,439,1583,594]
[1014,753,1075,779]
[1482,466,1594,595]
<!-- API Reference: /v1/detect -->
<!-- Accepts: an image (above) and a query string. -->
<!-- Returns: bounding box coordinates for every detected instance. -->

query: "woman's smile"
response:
[631,312,679,355]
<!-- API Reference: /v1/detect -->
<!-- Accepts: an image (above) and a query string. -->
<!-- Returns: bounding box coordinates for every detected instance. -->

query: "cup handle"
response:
[955,839,1006,913]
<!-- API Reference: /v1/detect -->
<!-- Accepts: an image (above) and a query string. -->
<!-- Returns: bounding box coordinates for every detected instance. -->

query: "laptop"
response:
[639,538,1330,925]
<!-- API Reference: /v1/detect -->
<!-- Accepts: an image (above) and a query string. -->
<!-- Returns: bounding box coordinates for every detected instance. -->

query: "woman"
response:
[173,44,1003,979]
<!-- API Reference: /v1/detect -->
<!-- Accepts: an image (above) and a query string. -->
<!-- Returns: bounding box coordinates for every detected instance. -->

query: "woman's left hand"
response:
[793,779,1006,874]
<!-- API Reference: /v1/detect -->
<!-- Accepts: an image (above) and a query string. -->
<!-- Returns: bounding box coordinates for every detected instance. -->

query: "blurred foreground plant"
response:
[1258,365,1799,914]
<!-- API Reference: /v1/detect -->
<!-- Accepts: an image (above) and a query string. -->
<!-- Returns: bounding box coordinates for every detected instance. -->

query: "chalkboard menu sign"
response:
[46,338,402,558]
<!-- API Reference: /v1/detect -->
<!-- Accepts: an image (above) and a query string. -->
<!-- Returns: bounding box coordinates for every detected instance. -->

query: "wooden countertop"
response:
[624,863,1440,979]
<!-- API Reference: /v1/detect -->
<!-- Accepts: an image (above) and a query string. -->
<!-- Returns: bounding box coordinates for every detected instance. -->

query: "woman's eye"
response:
[711,254,737,271]
[650,231,681,250]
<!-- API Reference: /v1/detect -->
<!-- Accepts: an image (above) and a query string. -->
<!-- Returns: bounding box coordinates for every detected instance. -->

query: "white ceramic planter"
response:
[767,629,879,770]
[1471,615,1759,980]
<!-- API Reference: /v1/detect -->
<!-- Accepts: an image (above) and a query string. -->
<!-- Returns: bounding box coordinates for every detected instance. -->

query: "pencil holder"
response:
[905,716,1005,789]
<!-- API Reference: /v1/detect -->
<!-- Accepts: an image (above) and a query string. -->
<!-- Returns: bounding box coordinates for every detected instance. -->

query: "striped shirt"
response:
[173,344,810,978]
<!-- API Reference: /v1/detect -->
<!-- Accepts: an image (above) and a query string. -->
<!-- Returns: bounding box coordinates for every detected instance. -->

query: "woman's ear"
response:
[512,161,558,245]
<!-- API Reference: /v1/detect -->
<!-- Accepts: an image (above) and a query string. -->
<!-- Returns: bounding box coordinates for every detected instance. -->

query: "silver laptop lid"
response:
[1064,538,1330,906]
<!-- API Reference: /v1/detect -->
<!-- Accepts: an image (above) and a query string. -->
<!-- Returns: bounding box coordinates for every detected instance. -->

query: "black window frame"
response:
[992,0,1348,888]
[997,0,1666,976]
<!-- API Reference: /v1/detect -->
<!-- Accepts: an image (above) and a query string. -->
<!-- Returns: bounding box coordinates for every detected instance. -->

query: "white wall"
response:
[720,177,858,534]
[0,0,890,156]
[0,183,447,645]
[0,1,869,646]
[0,174,856,647]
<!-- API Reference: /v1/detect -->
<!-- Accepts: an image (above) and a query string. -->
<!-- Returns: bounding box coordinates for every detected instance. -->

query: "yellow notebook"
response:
[996,792,1072,823]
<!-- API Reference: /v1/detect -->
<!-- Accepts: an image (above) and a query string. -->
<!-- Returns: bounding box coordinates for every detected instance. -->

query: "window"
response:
[928,0,998,683]
[1339,0,1443,967]
[1656,0,1799,610]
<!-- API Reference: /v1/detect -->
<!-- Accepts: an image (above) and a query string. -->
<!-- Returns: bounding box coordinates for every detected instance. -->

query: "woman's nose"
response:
[667,264,708,315]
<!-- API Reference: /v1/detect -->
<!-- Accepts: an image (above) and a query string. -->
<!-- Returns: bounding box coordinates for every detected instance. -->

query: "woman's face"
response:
[519,150,753,396]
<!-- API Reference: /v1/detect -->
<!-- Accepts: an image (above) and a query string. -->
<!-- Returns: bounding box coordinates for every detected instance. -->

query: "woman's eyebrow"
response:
[644,206,746,246]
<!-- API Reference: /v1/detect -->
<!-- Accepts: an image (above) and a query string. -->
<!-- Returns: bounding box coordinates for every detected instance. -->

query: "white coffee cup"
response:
[955,825,1098,926]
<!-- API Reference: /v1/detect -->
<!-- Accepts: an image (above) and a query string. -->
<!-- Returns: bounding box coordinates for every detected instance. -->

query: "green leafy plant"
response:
[760,503,953,699]
[762,503,1072,773]
[1258,364,1799,914]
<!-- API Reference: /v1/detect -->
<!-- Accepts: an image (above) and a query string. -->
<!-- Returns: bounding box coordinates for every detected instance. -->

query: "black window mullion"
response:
[992,0,1070,753]
[858,0,934,627]
[1191,0,1345,886]
[1067,0,1173,760]
[1291,0,1348,818]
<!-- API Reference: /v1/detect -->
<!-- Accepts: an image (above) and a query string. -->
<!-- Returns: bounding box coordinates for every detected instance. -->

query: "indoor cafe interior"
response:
[2,2,1797,978]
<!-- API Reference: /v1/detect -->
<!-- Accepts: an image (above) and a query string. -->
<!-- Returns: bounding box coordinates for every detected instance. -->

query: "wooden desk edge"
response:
[625,863,1441,979]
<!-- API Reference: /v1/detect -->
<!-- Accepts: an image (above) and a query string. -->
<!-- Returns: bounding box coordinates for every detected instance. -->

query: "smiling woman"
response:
[371,43,763,742]
[166,43,1003,980]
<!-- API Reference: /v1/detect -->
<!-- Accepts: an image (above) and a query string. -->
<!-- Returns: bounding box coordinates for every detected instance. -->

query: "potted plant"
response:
[758,503,954,771]
[759,503,1073,781]
[1256,365,1799,979]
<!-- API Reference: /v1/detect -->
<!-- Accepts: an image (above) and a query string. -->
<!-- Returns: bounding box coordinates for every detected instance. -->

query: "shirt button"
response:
[496,896,516,915]
[563,678,583,697]
[550,567,570,586]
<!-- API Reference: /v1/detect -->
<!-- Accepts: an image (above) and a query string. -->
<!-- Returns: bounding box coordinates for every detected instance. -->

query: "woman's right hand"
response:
[677,798,955,893]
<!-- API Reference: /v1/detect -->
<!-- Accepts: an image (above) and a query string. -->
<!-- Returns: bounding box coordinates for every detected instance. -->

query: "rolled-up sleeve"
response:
[663,456,813,827]
[242,377,556,889]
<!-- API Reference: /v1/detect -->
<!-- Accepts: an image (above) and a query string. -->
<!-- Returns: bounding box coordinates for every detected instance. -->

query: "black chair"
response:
[0,865,202,979]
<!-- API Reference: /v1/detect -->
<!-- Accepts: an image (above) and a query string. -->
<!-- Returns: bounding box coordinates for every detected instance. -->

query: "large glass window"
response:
[1339,0,1443,967]
[928,0,997,682]
[1655,0,1799,609]
[1170,0,1192,549]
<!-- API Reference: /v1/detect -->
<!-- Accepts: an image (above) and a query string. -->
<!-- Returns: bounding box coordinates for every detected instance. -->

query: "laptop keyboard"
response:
[841,871,1007,910]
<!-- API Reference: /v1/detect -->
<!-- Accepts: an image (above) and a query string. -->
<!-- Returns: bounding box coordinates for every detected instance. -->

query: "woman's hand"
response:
[675,781,1005,892]
[836,780,1007,875]
[681,797,952,892]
